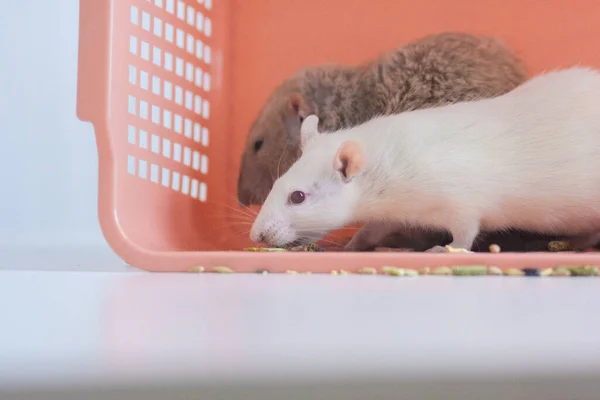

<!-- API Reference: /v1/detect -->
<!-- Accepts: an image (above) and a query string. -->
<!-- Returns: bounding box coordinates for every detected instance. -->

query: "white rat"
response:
[250,67,600,252]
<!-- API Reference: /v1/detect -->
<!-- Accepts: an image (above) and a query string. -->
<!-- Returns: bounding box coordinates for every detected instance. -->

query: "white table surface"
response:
[2,249,600,399]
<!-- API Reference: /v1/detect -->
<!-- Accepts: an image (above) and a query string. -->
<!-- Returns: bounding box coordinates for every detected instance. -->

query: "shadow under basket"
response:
[76,0,600,272]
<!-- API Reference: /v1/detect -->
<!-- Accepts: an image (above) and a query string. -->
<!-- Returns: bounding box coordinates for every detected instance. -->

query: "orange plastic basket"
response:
[77,0,600,272]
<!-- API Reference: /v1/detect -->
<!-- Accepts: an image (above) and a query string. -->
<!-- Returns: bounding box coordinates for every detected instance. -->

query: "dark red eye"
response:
[289,190,306,205]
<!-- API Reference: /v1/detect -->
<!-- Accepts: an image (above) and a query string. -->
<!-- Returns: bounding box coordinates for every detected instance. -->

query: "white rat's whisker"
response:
[219,203,258,220]
[216,194,261,217]
[222,213,254,221]
[221,221,254,227]
[211,208,255,222]
[213,211,253,223]
[217,219,254,229]
[317,238,344,247]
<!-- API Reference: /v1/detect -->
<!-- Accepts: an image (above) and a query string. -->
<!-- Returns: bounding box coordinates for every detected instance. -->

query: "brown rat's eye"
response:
[254,139,264,152]
[299,116,304,123]
[289,190,306,205]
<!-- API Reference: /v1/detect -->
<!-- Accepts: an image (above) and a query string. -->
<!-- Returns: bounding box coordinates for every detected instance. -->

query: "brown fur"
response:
[237,32,564,251]
[238,32,528,205]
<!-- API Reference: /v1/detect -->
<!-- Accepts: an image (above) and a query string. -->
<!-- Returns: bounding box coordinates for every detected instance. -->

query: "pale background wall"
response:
[0,0,122,269]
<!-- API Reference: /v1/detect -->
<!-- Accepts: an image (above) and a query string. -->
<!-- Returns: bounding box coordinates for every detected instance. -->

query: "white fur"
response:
[250,67,600,250]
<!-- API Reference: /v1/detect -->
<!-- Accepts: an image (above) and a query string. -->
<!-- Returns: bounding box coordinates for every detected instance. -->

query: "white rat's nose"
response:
[250,217,294,247]
[250,231,266,243]
[249,224,266,243]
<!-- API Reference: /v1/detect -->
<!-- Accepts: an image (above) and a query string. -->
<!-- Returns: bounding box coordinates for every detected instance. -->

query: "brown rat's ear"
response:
[333,141,365,182]
[288,93,309,121]
[300,115,319,149]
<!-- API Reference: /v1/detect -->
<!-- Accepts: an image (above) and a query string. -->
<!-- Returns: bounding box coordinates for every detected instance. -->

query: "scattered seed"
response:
[287,243,321,252]
[505,268,525,276]
[522,268,540,276]
[552,267,571,276]
[562,265,599,276]
[418,267,431,275]
[358,267,377,275]
[286,270,298,275]
[188,266,205,273]
[382,266,405,276]
[330,270,339,275]
[487,266,503,275]
[540,268,553,276]
[404,269,419,277]
[452,265,488,276]
[489,244,501,253]
[444,245,473,253]
[432,266,452,275]
[213,266,234,273]
[340,269,350,275]
[244,244,324,252]
[548,241,571,252]
[244,247,286,252]
[256,268,269,274]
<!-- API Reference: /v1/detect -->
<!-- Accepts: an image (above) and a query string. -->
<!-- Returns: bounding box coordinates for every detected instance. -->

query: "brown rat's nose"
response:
[237,170,271,206]
[237,189,251,207]
[237,173,253,206]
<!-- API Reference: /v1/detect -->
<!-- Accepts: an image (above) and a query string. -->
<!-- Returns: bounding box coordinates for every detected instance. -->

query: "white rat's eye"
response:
[289,190,306,205]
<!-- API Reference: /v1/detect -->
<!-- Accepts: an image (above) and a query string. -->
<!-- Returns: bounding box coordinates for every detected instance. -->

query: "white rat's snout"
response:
[250,219,297,247]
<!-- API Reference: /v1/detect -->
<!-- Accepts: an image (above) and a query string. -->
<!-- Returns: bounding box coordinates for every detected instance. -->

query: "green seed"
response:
[431,266,452,275]
[382,266,404,276]
[404,269,419,277]
[505,268,525,276]
[562,265,599,276]
[358,267,377,275]
[244,247,286,252]
[452,265,488,276]
[552,267,571,276]
[540,268,553,276]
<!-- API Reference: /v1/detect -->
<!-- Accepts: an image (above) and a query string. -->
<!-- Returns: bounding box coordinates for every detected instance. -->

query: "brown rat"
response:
[237,32,528,206]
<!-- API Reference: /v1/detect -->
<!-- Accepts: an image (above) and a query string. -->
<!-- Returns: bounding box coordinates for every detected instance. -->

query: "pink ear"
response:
[288,93,308,118]
[333,141,365,181]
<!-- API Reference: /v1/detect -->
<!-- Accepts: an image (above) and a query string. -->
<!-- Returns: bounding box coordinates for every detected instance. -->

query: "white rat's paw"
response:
[424,245,448,253]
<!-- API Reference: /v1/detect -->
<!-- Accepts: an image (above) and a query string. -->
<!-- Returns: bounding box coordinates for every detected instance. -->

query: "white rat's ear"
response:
[333,141,365,182]
[300,115,320,149]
